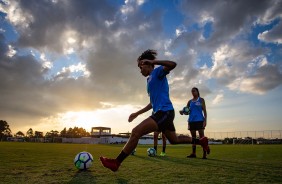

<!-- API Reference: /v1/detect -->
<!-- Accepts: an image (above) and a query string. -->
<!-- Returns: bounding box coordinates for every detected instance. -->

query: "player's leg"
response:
[199,129,210,158]
[164,130,208,154]
[187,130,197,158]
[160,111,208,149]
[122,117,158,154]
[164,130,192,144]
[100,117,158,172]
[198,129,205,138]
[154,131,159,153]
[160,133,167,156]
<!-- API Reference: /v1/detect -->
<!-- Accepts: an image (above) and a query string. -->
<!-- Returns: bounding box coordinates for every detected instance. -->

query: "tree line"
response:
[0,120,90,141]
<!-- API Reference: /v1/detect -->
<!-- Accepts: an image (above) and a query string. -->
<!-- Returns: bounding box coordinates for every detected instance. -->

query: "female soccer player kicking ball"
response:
[100,50,209,172]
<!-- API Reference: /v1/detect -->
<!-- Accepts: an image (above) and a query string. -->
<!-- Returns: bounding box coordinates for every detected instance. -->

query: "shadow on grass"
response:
[116,178,128,184]
[66,166,129,184]
[133,154,189,164]
[133,154,282,174]
[133,155,165,163]
[205,158,282,170]
[67,169,97,184]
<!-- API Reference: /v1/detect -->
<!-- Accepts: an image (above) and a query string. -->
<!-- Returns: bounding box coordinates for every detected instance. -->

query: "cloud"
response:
[200,41,282,94]
[1,0,119,53]
[0,38,51,119]
[169,0,282,96]
[175,25,186,37]
[256,0,282,24]
[258,21,282,44]
[0,0,173,130]
[0,0,281,132]
[6,44,16,57]
[167,48,212,102]
[212,93,224,105]
[179,0,280,50]
[0,33,100,128]
[55,62,90,79]
[40,53,53,69]
[211,42,265,77]
[0,0,34,29]
[229,64,282,95]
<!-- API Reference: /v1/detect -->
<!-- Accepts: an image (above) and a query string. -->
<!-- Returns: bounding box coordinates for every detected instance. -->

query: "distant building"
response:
[91,127,111,137]
[61,127,162,144]
[7,137,24,142]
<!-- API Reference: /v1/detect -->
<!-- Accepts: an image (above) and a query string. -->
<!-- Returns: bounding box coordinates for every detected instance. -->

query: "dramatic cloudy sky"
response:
[0,0,281,135]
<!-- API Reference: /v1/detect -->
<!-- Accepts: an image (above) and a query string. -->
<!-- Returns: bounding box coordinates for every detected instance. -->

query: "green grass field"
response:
[0,142,281,184]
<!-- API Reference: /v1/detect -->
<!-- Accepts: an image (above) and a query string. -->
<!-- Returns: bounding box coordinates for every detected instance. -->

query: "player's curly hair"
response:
[137,49,157,61]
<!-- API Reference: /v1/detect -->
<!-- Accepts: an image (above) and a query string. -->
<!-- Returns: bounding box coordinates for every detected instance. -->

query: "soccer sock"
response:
[116,151,129,164]
[203,150,207,158]
[154,146,157,153]
[162,146,166,153]
[192,145,196,154]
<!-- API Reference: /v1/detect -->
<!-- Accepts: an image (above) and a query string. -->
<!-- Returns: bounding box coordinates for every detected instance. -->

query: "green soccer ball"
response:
[147,148,156,157]
[182,107,190,115]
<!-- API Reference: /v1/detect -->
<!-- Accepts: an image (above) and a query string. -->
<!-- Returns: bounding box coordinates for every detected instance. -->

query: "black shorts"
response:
[188,121,205,130]
[150,110,175,132]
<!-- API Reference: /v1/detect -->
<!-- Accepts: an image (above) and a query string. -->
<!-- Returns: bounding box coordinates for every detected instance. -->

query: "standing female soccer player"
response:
[100,50,209,172]
[154,131,166,156]
[180,87,210,159]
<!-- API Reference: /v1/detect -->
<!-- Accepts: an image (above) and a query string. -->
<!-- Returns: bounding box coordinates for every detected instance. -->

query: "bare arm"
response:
[140,60,177,72]
[201,98,207,126]
[186,100,191,107]
[136,103,152,115]
[128,103,152,122]
[152,60,177,72]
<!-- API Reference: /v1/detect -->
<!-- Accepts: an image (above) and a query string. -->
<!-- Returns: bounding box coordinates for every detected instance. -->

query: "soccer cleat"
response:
[160,152,166,157]
[100,157,120,172]
[199,137,210,154]
[187,153,196,158]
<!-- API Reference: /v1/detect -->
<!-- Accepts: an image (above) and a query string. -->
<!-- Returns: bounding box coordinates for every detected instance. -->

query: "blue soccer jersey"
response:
[147,66,174,113]
[188,97,205,122]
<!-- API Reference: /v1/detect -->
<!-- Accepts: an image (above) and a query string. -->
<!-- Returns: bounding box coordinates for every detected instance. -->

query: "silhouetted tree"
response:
[34,131,43,138]
[15,131,25,137]
[45,130,59,138]
[64,127,90,138]
[0,120,12,141]
[60,128,67,137]
[26,128,34,138]
[67,128,73,138]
